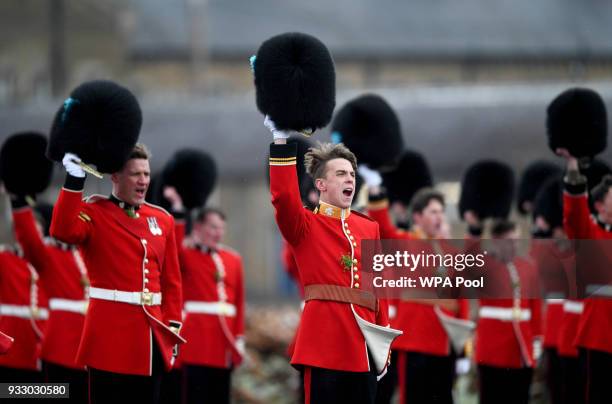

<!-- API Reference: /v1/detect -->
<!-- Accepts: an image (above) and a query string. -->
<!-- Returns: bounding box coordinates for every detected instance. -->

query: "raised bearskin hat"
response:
[47,80,142,174]
[382,150,433,206]
[0,132,53,196]
[517,160,562,215]
[532,177,564,230]
[547,87,607,158]
[459,160,515,220]
[160,149,217,210]
[254,32,335,132]
[331,94,403,170]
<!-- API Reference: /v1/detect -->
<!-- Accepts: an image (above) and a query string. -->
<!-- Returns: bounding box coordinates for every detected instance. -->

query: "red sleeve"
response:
[269,143,310,245]
[563,191,595,239]
[12,208,49,272]
[160,215,183,326]
[50,189,92,245]
[367,202,413,240]
[234,256,245,337]
[530,298,543,337]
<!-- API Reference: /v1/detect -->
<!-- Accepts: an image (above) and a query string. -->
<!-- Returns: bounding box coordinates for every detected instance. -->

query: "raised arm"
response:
[11,199,48,271]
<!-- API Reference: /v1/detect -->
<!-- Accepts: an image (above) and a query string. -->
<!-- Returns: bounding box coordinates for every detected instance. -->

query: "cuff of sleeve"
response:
[64,174,86,191]
[10,195,29,209]
[564,180,587,196]
[269,143,297,164]
[468,225,483,237]
[368,194,389,210]
[171,210,186,221]
[169,320,182,334]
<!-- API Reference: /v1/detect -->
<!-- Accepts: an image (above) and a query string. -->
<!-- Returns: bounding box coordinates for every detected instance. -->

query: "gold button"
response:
[354,283,360,288]
[346,229,351,234]
[144,259,149,264]
[143,288,149,293]
[344,222,349,227]
[353,259,358,264]
[354,274,360,280]
[142,239,147,245]
[144,279,149,284]
[144,269,149,274]
[353,242,357,247]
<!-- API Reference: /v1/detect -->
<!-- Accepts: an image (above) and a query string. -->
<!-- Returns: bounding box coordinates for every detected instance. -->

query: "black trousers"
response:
[375,351,398,404]
[304,358,378,404]
[478,365,533,404]
[89,343,165,404]
[184,365,232,404]
[159,368,183,404]
[580,348,612,404]
[545,348,562,404]
[560,355,584,404]
[43,361,88,404]
[399,351,455,404]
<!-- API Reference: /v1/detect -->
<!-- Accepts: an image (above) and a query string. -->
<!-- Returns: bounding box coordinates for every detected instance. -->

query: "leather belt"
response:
[89,287,162,306]
[304,284,378,312]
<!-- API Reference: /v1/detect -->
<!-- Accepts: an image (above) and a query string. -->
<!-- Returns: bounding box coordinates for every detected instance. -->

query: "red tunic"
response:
[175,222,245,369]
[50,189,184,375]
[563,188,612,354]
[13,207,89,369]
[0,248,47,370]
[270,143,390,372]
[367,201,470,356]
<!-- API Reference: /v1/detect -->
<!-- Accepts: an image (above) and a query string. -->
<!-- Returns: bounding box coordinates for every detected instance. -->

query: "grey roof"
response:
[129,0,612,60]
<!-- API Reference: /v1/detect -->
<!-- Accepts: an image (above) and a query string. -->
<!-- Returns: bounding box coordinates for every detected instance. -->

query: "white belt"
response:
[586,284,612,297]
[49,298,88,314]
[0,304,49,320]
[89,287,162,306]
[479,306,531,321]
[184,301,236,317]
[546,299,565,305]
[563,301,584,314]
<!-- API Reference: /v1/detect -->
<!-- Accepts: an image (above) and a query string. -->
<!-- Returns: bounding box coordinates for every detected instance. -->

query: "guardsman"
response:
[362,167,469,404]
[558,148,612,404]
[10,198,89,403]
[50,144,184,404]
[0,243,48,382]
[266,117,400,404]
[475,220,542,404]
[165,186,245,404]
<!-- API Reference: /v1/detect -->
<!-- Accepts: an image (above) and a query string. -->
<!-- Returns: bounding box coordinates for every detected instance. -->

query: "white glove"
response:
[358,165,382,187]
[62,153,86,178]
[264,115,298,140]
[533,337,543,362]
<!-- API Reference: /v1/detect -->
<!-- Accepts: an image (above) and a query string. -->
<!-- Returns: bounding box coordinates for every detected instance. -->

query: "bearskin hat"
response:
[532,177,564,230]
[382,150,433,206]
[459,160,515,220]
[0,132,53,196]
[331,94,403,170]
[517,160,562,215]
[254,32,335,132]
[47,80,142,173]
[547,87,607,158]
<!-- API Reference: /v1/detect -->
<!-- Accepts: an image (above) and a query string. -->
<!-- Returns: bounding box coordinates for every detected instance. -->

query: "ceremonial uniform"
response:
[50,175,184,404]
[563,179,612,403]
[12,204,89,402]
[175,221,245,404]
[0,246,47,381]
[269,143,396,404]
[368,198,469,404]
[476,254,542,404]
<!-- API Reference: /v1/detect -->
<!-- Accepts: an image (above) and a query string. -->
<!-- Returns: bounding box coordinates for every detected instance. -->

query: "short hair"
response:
[195,207,226,224]
[490,219,516,237]
[410,188,445,215]
[128,143,151,160]
[304,142,357,181]
[591,174,612,203]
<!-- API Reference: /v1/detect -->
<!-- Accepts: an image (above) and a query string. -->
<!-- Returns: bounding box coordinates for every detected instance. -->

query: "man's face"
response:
[595,188,612,225]
[316,158,355,209]
[413,199,445,238]
[111,158,150,206]
[194,212,226,249]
